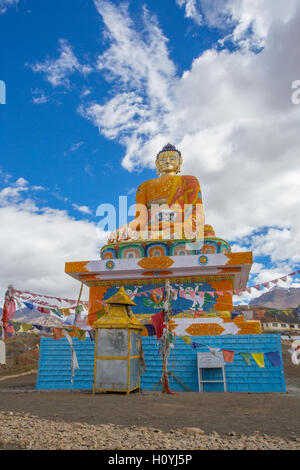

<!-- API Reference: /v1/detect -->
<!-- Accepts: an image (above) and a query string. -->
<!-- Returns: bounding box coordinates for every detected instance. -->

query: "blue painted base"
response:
[36,334,286,393]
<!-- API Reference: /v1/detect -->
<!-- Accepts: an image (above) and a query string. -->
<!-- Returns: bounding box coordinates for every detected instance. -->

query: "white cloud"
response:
[176,0,203,25]
[0,179,107,304]
[177,0,299,50]
[70,141,84,152]
[81,1,176,170]
[80,88,91,98]
[72,203,92,215]
[251,228,300,266]
[30,39,92,88]
[31,89,48,105]
[0,177,29,205]
[0,0,18,14]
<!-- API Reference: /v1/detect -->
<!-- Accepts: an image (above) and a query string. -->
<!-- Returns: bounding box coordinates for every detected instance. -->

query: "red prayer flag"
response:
[53,328,63,340]
[2,299,16,339]
[222,350,235,363]
[151,310,165,339]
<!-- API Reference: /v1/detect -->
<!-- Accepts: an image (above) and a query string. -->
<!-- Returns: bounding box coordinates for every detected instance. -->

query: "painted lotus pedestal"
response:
[66,144,261,338]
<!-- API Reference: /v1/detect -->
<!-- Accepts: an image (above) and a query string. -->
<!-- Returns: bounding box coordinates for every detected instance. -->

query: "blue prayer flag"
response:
[145,324,156,336]
[265,351,282,367]
[24,302,34,310]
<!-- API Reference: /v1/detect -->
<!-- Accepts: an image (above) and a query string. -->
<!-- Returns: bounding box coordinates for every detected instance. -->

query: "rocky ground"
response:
[0,411,299,450]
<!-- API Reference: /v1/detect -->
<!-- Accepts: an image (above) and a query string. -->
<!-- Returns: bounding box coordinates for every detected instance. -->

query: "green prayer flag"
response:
[75,304,84,314]
[240,352,251,366]
[76,330,86,341]
[13,322,21,332]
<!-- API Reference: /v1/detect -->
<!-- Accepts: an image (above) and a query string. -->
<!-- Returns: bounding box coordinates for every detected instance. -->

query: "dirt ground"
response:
[0,339,299,441]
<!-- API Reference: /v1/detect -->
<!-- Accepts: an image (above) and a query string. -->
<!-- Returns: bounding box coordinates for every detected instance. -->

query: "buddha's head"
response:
[155,143,182,176]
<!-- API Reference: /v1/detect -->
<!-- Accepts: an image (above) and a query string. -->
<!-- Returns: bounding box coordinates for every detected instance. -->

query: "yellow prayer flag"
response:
[251,353,265,368]
[180,335,192,344]
[21,324,32,333]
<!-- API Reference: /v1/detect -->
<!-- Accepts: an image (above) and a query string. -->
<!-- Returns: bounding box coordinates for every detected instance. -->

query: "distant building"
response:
[262,322,300,332]
[235,305,300,333]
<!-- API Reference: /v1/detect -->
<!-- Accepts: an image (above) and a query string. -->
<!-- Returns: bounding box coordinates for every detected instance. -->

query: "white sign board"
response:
[197,351,224,368]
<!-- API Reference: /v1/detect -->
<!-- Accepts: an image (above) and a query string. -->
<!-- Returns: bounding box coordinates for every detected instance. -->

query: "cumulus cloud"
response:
[81,1,176,169]
[31,89,48,105]
[177,0,299,49]
[72,203,92,215]
[0,0,18,14]
[30,39,92,88]
[176,0,203,25]
[0,179,106,304]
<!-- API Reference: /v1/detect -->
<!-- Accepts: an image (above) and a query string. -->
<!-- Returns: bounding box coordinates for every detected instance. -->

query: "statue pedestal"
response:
[65,251,261,335]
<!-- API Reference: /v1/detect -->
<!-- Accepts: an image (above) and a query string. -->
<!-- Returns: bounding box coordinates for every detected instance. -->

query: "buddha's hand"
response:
[109,224,140,242]
[108,226,128,243]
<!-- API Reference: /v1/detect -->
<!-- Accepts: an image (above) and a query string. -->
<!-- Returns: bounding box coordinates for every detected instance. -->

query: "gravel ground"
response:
[0,340,298,450]
[0,411,299,450]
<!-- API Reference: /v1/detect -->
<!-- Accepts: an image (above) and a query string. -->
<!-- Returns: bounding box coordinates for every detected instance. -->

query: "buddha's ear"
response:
[155,158,161,176]
[176,155,183,174]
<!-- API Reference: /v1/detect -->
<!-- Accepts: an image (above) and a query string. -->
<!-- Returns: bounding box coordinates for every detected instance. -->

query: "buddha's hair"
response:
[156,143,182,160]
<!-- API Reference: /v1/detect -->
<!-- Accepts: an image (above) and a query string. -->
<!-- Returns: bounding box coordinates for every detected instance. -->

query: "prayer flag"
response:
[88,330,95,342]
[180,335,192,344]
[76,329,86,341]
[53,328,63,340]
[2,300,16,339]
[265,352,282,367]
[240,352,251,366]
[21,323,33,333]
[145,324,156,336]
[24,302,34,310]
[231,312,241,320]
[191,342,206,350]
[251,353,265,368]
[151,310,164,339]
[208,347,220,356]
[222,350,235,363]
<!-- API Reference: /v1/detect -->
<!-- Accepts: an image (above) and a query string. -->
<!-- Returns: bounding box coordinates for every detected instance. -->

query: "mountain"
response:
[249,287,300,309]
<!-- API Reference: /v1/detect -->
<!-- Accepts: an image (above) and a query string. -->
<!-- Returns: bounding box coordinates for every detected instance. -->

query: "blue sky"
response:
[0,0,300,303]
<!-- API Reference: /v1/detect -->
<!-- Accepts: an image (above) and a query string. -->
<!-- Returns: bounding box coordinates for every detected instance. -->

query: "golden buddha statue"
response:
[108,144,204,243]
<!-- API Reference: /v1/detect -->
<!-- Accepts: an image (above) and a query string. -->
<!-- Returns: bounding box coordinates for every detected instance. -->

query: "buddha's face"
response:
[156,152,181,176]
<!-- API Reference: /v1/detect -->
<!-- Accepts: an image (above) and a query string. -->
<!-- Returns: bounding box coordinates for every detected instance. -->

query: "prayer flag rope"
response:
[12,269,300,308]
